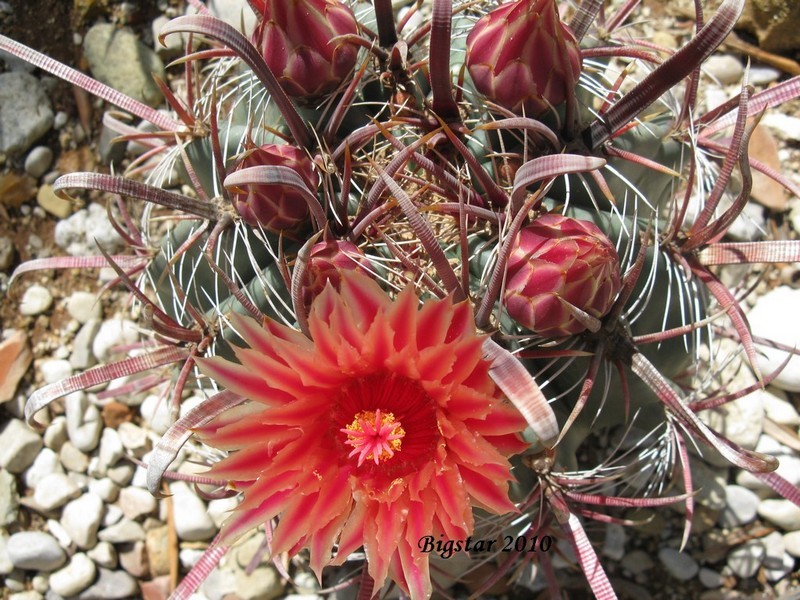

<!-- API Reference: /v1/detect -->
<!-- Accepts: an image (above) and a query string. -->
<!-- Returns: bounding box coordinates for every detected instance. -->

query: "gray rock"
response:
[170,481,216,541]
[61,493,104,549]
[19,284,53,316]
[602,523,626,561]
[83,24,164,107]
[720,485,760,527]
[65,392,102,452]
[66,292,103,324]
[53,111,69,129]
[726,540,765,579]
[49,553,96,597]
[77,567,139,599]
[33,473,81,511]
[758,499,800,530]
[24,146,54,178]
[699,567,725,588]
[92,319,139,363]
[748,287,800,391]
[658,548,699,581]
[0,72,54,155]
[70,319,101,370]
[0,419,44,473]
[98,519,146,544]
[6,532,66,571]
[0,470,20,527]
[54,204,124,258]
[764,551,794,582]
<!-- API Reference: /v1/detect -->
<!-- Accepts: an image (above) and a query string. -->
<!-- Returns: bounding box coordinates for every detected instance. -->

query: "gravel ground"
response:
[3,1,800,599]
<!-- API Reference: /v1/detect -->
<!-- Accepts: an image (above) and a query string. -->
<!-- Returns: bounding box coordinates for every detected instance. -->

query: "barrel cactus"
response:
[6,0,800,597]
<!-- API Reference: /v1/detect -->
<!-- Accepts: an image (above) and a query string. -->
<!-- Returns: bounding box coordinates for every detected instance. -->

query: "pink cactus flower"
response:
[505,214,621,336]
[231,143,318,232]
[196,272,527,599]
[251,0,360,101]
[465,0,582,115]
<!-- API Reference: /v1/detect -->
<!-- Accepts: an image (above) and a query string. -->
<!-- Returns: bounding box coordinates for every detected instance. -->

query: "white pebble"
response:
[19,284,53,316]
[699,567,725,588]
[103,503,124,528]
[758,499,800,530]
[98,518,146,544]
[66,291,102,324]
[65,392,102,452]
[39,359,73,385]
[98,427,124,472]
[92,319,139,363]
[46,519,73,549]
[140,394,173,435]
[60,492,104,549]
[43,416,68,451]
[33,473,81,511]
[119,487,157,520]
[86,541,118,569]
[60,441,90,473]
[762,389,800,426]
[763,113,800,143]
[48,552,96,597]
[704,54,744,85]
[748,287,800,391]
[658,548,699,581]
[785,531,800,557]
[170,481,216,541]
[6,532,66,571]
[720,485,760,527]
[117,422,149,456]
[0,419,44,473]
[88,477,120,503]
[208,496,240,528]
[727,541,765,579]
[23,447,64,488]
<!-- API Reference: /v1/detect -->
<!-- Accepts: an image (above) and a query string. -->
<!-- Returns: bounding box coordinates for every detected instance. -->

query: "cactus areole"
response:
[465,0,582,115]
[504,214,621,336]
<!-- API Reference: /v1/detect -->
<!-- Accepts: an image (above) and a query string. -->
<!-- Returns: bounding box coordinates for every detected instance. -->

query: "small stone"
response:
[0,72,54,155]
[118,541,149,578]
[39,359,72,385]
[748,287,800,391]
[234,534,267,569]
[83,24,164,107]
[60,441,90,473]
[726,540,765,579]
[66,292,103,324]
[24,146,54,178]
[140,576,171,600]
[77,567,139,600]
[0,419,44,473]
[24,448,63,488]
[103,503,124,527]
[0,470,19,527]
[170,481,216,541]
[145,526,170,577]
[54,111,68,129]
[720,485,760,527]
[102,401,132,429]
[70,319,101,370]
[61,493,104,549]
[36,184,73,219]
[0,235,14,271]
[764,551,795,582]
[119,487,157,520]
[8,592,42,600]
[784,531,800,557]
[699,567,725,588]
[6,532,66,571]
[0,534,12,576]
[602,523,626,561]
[749,65,781,86]
[55,203,124,257]
[179,547,203,570]
[87,541,118,569]
[93,319,139,363]
[49,553,96,597]
[107,462,135,486]
[293,572,320,594]
[140,394,172,435]
[201,565,238,600]
[47,518,74,548]
[763,114,800,143]
[98,519,146,544]
[658,548,699,581]
[33,472,81,511]
[66,392,103,452]
[117,422,149,456]
[704,55,744,85]
[88,477,119,503]
[19,284,53,316]
[762,389,800,426]
[43,416,68,451]
[31,574,48,594]
[758,499,800,530]
[234,565,284,600]
[98,427,124,472]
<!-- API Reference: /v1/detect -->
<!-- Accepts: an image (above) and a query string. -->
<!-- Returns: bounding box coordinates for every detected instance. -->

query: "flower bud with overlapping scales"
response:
[251,0,360,102]
[465,0,581,115]
[504,214,621,337]
[302,240,371,308]
[231,144,318,233]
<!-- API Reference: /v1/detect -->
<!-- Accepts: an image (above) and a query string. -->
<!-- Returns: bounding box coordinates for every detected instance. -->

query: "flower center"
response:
[340,409,406,466]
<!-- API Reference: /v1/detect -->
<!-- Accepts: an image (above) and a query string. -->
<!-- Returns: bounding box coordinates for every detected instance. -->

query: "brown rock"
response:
[102,401,132,429]
[0,330,33,404]
[37,184,74,219]
[140,576,171,600]
[748,124,787,211]
[145,526,171,578]
[119,541,150,578]
[0,172,37,208]
[739,0,800,52]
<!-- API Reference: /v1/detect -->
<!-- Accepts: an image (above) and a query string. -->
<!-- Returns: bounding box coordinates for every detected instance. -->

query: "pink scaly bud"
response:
[465,0,581,115]
[231,144,318,233]
[505,214,621,336]
[302,240,371,307]
[251,0,360,102]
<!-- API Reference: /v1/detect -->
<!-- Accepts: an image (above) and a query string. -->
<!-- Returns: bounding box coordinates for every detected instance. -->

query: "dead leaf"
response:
[748,124,788,211]
[0,330,33,403]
